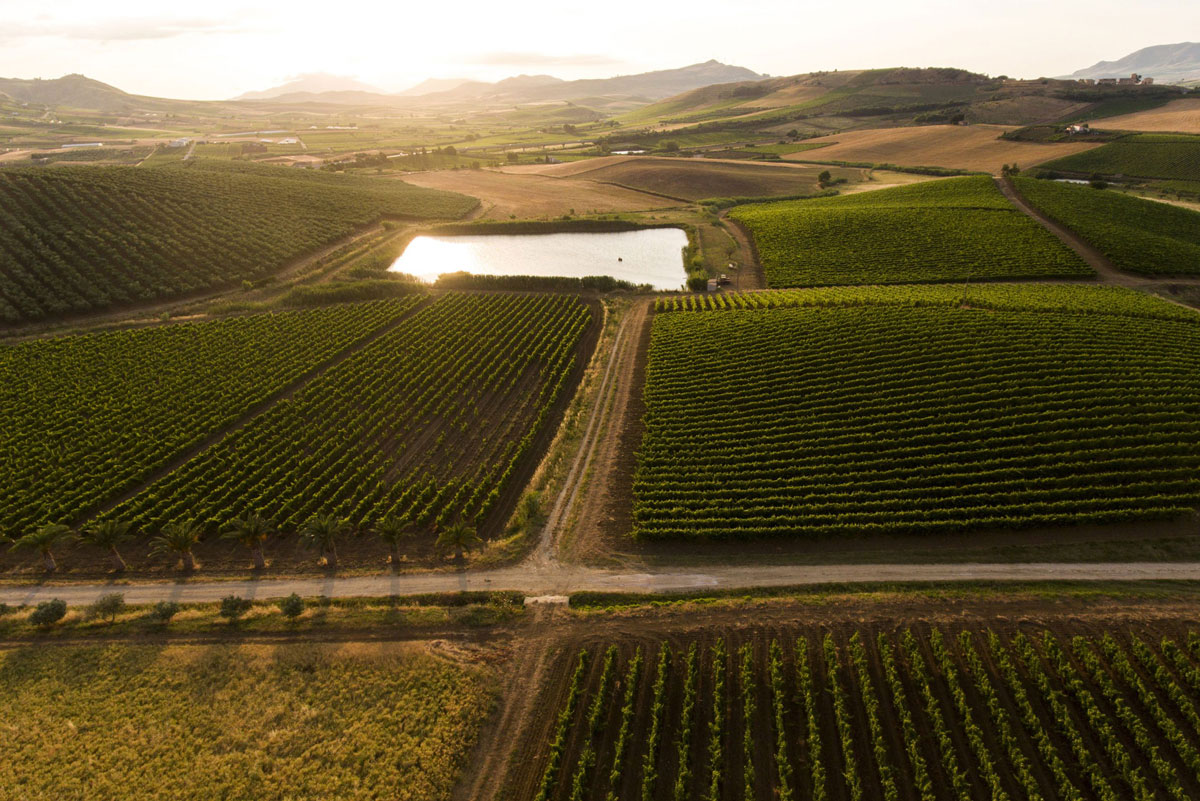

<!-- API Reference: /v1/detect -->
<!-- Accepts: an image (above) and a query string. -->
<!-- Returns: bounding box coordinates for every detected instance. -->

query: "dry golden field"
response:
[1093,98,1200,133]
[397,168,678,218]
[782,124,1103,173]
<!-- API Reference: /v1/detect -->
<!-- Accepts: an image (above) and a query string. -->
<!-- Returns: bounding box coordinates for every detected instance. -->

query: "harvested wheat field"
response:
[783,124,1102,173]
[1093,98,1200,133]
[512,156,851,200]
[397,169,678,219]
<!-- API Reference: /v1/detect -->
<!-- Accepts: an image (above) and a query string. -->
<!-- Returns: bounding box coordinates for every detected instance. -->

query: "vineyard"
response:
[0,165,476,323]
[1012,177,1200,276]
[727,176,1092,286]
[0,641,494,801]
[510,623,1200,801]
[100,293,595,537]
[0,298,421,537]
[1039,133,1200,181]
[635,285,1200,540]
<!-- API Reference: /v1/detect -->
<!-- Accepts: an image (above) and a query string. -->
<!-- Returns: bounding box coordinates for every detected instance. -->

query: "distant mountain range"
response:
[0,73,146,112]
[233,73,382,101]
[237,60,766,106]
[1068,42,1200,84]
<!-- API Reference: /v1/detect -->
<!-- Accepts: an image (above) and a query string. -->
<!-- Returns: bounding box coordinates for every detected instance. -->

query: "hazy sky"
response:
[1,0,1196,99]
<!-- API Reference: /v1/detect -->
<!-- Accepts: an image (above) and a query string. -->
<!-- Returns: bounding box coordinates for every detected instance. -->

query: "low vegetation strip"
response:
[1012,177,1200,276]
[0,642,494,801]
[0,298,420,536]
[516,627,1200,801]
[0,165,475,323]
[1038,133,1200,181]
[636,286,1200,540]
[728,176,1092,286]
[105,292,593,537]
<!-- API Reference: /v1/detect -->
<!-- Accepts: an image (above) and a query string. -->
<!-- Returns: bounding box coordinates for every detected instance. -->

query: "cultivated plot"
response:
[1013,177,1200,276]
[636,285,1200,540]
[728,176,1092,286]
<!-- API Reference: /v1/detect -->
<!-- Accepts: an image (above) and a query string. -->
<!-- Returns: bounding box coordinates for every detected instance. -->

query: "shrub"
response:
[219,595,252,622]
[150,601,181,623]
[88,593,126,624]
[278,593,306,620]
[30,599,67,628]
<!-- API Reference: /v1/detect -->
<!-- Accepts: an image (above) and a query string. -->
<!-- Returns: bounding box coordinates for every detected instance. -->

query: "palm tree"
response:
[374,516,413,566]
[299,513,350,569]
[149,521,202,572]
[81,520,134,572]
[221,513,273,570]
[11,523,76,573]
[436,521,481,562]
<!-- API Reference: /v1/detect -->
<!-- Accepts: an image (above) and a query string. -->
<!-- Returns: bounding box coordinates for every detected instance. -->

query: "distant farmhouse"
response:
[1079,73,1155,86]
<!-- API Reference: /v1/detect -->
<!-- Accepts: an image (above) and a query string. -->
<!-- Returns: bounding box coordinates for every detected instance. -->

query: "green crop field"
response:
[1,293,592,551]
[1014,177,1200,276]
[635,285,1200,540]
[514,625,1200,801]
[0,642,494,801]
[1040,133,1200,181]
[0,299,420,536]
[0,164,475,323]
[728,176,1092,286]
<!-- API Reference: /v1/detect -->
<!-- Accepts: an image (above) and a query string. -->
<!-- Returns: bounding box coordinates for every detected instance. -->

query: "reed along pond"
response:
[388,228,688,290]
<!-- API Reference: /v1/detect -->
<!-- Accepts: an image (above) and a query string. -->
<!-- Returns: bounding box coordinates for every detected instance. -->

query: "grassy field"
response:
[1014,177,1200,276]
[636,285,1200,541]
[1091,98,1200,133]
[0,641,495,801]
[728,176,1091,286]
[1038,133,1200,181]
[782,124,1100,173]
[0,164,475,323]
[510,623,1200,801]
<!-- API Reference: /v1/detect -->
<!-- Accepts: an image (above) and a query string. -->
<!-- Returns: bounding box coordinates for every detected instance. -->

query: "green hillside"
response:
[729,176,1092,286]
[0,164,476,324]
[1039,133,1200,181]
[1014,177,1200,276]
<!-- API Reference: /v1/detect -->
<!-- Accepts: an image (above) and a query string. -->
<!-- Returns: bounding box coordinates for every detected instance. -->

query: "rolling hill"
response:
[1069,42,1200,84]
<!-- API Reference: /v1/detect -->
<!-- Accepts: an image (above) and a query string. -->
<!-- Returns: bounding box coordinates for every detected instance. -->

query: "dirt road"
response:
[5,561,1200,607]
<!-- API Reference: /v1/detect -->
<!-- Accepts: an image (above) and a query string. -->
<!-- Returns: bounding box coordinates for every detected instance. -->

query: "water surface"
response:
[389,228,688,290]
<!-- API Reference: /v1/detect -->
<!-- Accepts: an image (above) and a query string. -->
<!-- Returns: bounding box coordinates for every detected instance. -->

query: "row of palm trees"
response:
[2,513,484,573]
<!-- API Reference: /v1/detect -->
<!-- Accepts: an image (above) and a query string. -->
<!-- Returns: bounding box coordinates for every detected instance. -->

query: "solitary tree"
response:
[10,524,76,573]
[89,593,126,624]
[149,520,202,572]
[299,513,350,569]
[81,520,134,572]
[222,514,273,570]
[436,521,481,562]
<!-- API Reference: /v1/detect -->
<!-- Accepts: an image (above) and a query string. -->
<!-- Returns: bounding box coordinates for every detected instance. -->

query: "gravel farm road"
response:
[4,561,1200,607]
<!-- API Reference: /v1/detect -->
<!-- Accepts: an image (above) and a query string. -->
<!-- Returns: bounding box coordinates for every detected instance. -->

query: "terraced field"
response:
[1013,177,1200,276]
[0,165,475,323]
[728,176,1092,286]
[1,293,595,558]
[636,286,1200,540]
[1039,133,1200,181]
[511,624,1200,801]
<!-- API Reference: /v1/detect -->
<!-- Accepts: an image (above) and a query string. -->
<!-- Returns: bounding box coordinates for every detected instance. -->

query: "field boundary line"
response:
[71,296,435,528]
[533,307,633,565]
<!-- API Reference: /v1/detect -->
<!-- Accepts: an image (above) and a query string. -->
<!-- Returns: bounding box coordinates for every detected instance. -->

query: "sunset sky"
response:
[1,0,1196,99]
